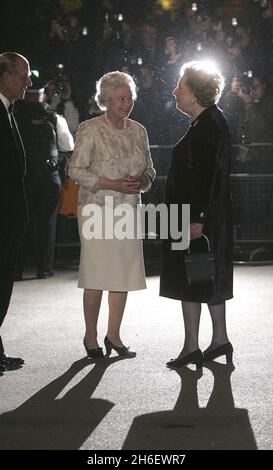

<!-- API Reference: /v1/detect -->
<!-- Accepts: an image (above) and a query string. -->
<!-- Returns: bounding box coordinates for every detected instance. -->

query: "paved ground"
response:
[0,262,272,450]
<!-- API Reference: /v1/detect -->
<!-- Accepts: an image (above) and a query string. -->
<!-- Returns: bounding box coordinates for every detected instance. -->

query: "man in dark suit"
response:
[0,52,32,371]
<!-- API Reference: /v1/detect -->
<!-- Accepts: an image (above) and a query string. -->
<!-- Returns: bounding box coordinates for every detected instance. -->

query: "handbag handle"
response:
[188,234,212,253]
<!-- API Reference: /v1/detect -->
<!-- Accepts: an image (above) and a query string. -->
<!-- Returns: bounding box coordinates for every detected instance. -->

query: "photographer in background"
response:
[238,74,273,144]
[235,71,273,240]
[15,78,74,279]
[45,71,80,138]
[237,74,273,172]
[222,73,245,144]
[131,63,165,144]
[44,11,93,117]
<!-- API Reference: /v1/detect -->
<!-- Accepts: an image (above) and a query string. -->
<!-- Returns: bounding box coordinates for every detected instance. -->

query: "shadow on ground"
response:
[123,362,257,450]
[0,356,124,449]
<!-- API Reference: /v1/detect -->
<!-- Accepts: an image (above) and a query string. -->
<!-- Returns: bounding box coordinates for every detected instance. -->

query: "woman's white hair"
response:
[95,71,137,111]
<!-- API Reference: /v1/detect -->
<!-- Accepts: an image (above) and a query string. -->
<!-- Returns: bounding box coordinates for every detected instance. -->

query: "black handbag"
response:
[184,234,216,286]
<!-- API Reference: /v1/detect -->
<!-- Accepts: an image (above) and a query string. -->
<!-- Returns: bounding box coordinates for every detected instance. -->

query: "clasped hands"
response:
[116,175,142,194]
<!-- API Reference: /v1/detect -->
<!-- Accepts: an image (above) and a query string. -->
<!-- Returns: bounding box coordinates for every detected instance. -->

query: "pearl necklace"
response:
[105,113,126,130]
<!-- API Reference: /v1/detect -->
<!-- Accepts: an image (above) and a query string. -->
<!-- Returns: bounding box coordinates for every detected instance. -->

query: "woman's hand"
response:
[115,176,141,194]
[190,223,204,240]
[99,175,141,194]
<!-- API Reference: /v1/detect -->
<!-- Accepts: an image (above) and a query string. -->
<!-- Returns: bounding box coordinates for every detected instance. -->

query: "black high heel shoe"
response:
[203,342,233,364]
[104,336,136,358]
[83,339,104,359]
[167,349,203,370]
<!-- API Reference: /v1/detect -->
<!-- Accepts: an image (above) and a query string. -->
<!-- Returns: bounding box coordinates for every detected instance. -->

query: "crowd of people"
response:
[15,0,273,149]
[2,1,271,158]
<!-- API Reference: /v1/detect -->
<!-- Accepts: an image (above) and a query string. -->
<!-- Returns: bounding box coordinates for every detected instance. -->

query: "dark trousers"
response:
[17,171,61,275]
[0,232,21,352]
[33,173,61,273]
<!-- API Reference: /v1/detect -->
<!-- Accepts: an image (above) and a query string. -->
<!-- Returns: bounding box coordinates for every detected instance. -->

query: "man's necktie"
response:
[8,103,25,155]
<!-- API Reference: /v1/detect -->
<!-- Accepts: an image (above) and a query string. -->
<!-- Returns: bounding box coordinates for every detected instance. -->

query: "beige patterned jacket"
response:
[69,116,156,208]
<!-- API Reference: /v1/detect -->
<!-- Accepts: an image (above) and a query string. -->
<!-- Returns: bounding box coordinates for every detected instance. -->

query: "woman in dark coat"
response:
[160,60,233,369]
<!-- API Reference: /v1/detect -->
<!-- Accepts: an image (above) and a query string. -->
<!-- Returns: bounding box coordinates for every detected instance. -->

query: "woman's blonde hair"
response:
[95,71,137,111]
[181,60,224,107]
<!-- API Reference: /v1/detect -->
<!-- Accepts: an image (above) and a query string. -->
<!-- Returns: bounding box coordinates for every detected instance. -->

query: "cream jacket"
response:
[69,115,156,208]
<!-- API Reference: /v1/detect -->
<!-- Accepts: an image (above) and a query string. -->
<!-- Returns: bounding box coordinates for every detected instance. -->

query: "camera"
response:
[104,12,124,40]
[240,84,253,95]
[239,76,253,95]
[45,158,59,172]
[59,17,80,41]
[195,13,210,23]
[190,1,211,23]
[59,18,71,37]
[54,79,66,96]
[225,34,237,47]
[51,64,67,97]
[259,0,270,10]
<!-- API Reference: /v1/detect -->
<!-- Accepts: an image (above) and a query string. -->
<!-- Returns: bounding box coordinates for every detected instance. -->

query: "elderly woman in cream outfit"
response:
[69,71,155,359]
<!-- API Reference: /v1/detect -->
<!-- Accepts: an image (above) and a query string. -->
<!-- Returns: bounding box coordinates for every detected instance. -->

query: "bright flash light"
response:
[232,17,238,26]
[31,69,39,78]
[192,3,197,12]
[118,13,123,21]
[200,59,218,74]
[159,0,172,11]
[180,59,219,77]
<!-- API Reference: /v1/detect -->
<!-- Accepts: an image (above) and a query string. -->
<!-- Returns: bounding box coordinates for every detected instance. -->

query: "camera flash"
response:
[232,17,238,26]
[118,13,123,21]
[192,3,197,12]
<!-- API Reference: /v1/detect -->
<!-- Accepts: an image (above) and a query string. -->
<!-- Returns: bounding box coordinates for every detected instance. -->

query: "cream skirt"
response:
[77,205,146,291]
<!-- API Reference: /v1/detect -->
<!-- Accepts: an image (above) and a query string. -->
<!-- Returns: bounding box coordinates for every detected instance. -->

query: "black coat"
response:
[0,100,28,236]
[0,99,28,329]
[160,105,233,305]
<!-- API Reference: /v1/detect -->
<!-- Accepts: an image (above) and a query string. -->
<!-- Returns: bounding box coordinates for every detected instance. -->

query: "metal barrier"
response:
[230,143,273,263]
[231,174,273,264]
